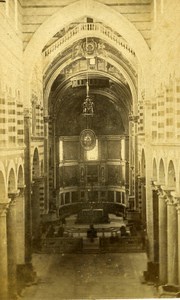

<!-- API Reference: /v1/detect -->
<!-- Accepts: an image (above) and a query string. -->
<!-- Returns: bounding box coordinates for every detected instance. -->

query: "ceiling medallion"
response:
[80,129,96,151]
[83,40,96,56]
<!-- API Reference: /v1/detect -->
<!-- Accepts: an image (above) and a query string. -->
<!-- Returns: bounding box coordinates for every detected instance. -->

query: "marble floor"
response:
[22,252,158,300]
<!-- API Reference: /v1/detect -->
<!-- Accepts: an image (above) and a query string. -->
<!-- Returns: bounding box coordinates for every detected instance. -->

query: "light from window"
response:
[121,139,125,160]
[59,140,63,161]
[87,139,98,160]
[161,0,164,14]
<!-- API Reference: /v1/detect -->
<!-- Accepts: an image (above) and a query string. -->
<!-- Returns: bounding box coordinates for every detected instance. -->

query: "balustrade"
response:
[43,23,135,58]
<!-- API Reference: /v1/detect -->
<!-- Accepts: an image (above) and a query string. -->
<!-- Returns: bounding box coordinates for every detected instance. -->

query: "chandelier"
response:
[80,64,96,151]
[82,80,94,116]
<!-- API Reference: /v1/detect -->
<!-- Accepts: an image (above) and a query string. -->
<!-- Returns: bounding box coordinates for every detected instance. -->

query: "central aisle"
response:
[22,252,157,299]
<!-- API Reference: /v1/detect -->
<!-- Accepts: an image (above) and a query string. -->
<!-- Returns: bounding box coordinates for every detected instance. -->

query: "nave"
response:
[0,1,180,299]
[22,253,157,300]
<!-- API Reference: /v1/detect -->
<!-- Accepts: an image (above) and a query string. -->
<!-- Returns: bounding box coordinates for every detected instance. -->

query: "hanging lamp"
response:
[80,36,96,151]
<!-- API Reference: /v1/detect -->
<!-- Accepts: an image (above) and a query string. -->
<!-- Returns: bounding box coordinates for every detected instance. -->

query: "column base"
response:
[143,261,159,283]
[16,263,37,295]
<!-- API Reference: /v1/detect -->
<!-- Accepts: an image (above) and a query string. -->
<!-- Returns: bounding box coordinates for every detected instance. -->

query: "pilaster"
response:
[24,108,32,263]
[16,186,25,265]
[166,190,178,284]
[31,178,41,242]
[44,115,49,213]
[146,178,154,261]
[173,194,180,285]
[157,188,167,283]
[176,202,180,285]
[7,191,19,299]
[0,201,10,300]
[139,176,146,225]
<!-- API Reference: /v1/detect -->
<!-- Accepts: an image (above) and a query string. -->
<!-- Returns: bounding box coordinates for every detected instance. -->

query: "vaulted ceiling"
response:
[42,20,138,136]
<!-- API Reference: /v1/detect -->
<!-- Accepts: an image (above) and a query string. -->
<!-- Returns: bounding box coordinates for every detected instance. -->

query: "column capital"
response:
[36,104,40,109]
[8,190,20,203]
[161,186,175,196]
[151,181,162,193]
[159,187,175,205]
[144,100,151,107]
[0,201,10,216]
[24,108,31,118]
[176,203,180,213]
[139,176,146,185]
[17,185,26,196]
[49,114,56,121]
[129,114,139,122]
[165,196,175,206]
[32,176,44,184]
[170,192,180,210]
[158,192,167,200]
[44,115,49,123]
[176,206,180,215]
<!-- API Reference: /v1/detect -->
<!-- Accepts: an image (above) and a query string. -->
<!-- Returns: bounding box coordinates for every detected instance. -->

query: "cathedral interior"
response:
[0,0,180,299]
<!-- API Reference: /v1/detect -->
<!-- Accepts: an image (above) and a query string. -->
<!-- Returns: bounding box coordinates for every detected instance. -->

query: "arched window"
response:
[86,139,98,161]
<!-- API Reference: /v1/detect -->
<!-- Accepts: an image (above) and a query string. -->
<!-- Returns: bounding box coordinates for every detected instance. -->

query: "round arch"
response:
[32,148,40,179]
[7,168,16,193]
[40,160,44,176]
[45,55,136,113]
[159,158,165,185]
[17,165,24,187]
[152,158,157,181]
[7,160,17,191]
[0,171,6,199]
[24,0,151,107]
[167,160,176,188]
[141,149,146,177]
[0,162,7,200]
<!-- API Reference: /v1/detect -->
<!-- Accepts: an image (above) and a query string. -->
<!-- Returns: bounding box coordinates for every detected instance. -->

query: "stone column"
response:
[144,100,154,263]
[146,174,154,261]
[128,114,138,209]
[7,192,19,298]
[158,192,167,283]
[121,137,125,184]
[52,116,56,191]
[128,114,133,197]
[70,192,72,204]
[31,179,40,241]
[0,201,9,300]
[140,177,146,225]
[44,115,49,213]
[114,191,116,203]
[125,136,129,187]
[63,193,65,205]
[175,201,180,285]
[167,195,178,284]
[24,108,32,263]
[16,187,25,265]
[133,116,139,210]
[152,188,159,263]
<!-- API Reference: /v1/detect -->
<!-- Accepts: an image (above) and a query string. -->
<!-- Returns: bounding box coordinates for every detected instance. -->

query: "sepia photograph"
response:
[0,0,180,299]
